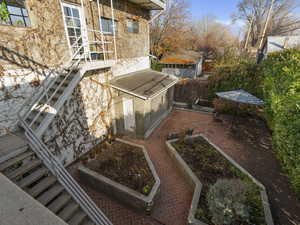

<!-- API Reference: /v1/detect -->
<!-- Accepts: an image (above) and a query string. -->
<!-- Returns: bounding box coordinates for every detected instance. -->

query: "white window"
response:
[100,17,117,35]
[0,0,31,27]
[127,19,139,33]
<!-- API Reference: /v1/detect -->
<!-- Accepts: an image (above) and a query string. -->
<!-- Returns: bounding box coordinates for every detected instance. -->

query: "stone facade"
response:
[0,0,152,163]
[42,69,113,165]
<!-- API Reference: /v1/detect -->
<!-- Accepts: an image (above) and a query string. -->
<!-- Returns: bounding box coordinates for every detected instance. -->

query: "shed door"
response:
[123,98,135,132]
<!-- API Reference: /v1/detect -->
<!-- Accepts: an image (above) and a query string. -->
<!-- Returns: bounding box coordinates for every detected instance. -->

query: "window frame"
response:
[0,0,31,27]
[100,16,118,36]
[127,19,139,34]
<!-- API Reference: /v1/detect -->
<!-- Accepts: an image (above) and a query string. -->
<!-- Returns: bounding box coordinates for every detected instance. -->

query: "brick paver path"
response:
[73,109,300,225]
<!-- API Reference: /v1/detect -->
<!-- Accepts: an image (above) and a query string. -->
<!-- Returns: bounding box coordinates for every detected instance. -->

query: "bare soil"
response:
[172,136,266,225]
[84,141,155,195]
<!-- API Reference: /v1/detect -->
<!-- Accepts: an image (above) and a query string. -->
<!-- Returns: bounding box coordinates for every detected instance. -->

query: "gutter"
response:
[110,73,178,101]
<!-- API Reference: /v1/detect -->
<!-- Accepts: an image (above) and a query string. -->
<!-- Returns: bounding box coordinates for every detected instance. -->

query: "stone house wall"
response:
[42,69,114,165]
[0,0,151,137]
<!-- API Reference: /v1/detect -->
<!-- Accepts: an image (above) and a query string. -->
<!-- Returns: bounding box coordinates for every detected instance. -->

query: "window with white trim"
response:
[0,0,31,27]
[127,19,139,33]
[100,17,117,35]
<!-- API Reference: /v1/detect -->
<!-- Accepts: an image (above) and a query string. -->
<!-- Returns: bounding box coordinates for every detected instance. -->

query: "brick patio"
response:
[73,109,300,225]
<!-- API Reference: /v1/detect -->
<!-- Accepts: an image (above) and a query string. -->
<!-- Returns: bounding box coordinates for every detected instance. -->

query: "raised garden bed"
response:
[78,139,160,213]
[166,134,274,225]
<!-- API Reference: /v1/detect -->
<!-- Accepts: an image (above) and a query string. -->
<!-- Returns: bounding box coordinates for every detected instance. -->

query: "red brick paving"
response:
[72,109,300,225]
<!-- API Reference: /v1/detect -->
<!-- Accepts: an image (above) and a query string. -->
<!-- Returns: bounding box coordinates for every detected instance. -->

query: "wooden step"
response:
[48,193,72,214]
[68,210,87,225]
[6,159,41,180]
[0,151,33,172]
[18,167,48,188]
[58,202,80,222]
[28,176,57,198]
[37,184,64,206]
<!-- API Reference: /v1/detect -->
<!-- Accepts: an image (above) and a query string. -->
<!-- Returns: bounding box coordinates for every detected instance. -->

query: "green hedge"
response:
[208,59,264,100]
[208,49,300,197]
[262,49,300,197]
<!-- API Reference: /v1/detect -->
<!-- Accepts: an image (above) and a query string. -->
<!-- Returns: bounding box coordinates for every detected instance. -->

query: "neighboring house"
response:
[262,36,300,56]
[160,51,203,79]
[0,0,168,224]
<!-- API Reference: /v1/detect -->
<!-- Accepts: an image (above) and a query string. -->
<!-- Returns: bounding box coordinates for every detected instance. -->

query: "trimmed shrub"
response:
[262,49,300,197]
[207,179,251,225]
[213,98,258,115]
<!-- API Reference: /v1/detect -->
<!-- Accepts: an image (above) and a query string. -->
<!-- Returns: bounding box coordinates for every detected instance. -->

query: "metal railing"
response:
[17,30,115,225]
[18,29,115,130]
[18,118,113,225]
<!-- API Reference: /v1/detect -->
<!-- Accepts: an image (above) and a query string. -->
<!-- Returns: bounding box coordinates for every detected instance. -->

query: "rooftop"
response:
[267,36,300,53]
[160,50,203,65]
[110,69,178,99]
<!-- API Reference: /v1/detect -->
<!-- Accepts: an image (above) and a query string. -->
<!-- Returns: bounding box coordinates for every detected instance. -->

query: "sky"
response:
[187,0,300,34]
[188,0,240,24]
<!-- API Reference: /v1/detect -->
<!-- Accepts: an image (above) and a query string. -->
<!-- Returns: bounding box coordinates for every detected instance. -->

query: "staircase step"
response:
[0,151,33,172]
[49,87,64,95]
[48,193,72,214]
[18,167,48,188]
[55,77,71,86]
[6,159,41,180]
[28,176,57,197]
[68,210,87,225]
[26,113,44,125]
[37,183,64,206]
[58,202,80,221]
[82,220,94,225]
[0,145,28,164]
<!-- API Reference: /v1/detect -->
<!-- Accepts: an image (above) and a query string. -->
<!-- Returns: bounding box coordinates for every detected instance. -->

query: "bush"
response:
[208,48,300,198]
[208,59,264,100]
[262,49,300,197]
[207,179,251,225]
[213,98,258,115]
[151,59,162,72]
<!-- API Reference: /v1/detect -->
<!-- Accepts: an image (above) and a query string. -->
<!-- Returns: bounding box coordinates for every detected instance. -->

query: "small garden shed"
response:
[160,50,203,79]
[111,69,177,139]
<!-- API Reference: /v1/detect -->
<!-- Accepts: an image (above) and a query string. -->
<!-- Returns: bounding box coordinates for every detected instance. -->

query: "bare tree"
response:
[233,0,300,47]
[189,15,239,58]
[150,0,190,58]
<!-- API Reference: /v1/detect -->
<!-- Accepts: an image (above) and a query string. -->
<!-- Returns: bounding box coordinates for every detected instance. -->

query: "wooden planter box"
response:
[165,134,274,225]
[78,139,160,213]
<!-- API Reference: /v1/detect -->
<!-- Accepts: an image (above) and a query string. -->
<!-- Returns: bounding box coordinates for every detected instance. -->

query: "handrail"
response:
[16,30,115,224]
[16,7,117,225]
[17,35,84,122]
[19,118,112,225]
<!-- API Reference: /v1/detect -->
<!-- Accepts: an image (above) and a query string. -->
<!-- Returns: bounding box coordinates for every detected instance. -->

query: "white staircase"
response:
[12,32,115,225]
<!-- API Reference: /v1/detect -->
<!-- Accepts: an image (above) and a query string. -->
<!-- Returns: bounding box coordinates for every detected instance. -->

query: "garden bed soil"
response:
[225,115,272,151]
[83,141,155,196]
[172,136,267,225]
